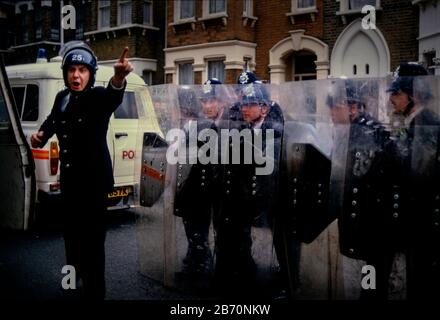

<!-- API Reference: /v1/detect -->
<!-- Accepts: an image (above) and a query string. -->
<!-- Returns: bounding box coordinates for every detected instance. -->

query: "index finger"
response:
[119,47,129,62]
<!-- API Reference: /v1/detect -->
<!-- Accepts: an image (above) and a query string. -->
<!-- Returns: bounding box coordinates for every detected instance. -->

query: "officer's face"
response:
[330,104,350,124]
[67,64,90,91]
[241,103,267,123]
[389,90,411,114]
[348,103,359,122]
[201,97,221,119]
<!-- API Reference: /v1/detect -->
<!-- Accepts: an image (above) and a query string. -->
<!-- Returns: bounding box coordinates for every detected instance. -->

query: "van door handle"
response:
[115,132,128,139]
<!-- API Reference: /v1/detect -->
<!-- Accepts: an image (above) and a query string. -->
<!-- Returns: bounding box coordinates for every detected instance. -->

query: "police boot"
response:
[183,233,212,275]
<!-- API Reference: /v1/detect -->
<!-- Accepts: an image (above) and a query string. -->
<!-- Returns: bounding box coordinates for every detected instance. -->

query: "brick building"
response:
[412,0,440,75]
[1,1,421,85]
[2,0,165,85]
[165,0,420,84]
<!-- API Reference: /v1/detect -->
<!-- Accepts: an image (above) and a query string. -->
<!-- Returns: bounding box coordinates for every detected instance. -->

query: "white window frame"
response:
[202,0,227,19]
[98,0,111,29]
[286,0,318,24]
[294,0,317,12]
[206,58,225,83]
[174,0,196,23]
[143,0,153,26]
[118,0,132,26]
[337,0,381,15]
[142,70,153,86]
[243,0,253,17]
[178,62,194,85]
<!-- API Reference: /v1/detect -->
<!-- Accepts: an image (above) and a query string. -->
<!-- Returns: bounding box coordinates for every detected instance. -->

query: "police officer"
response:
[386,63,440,300]
[174,79,227,278]
[214,72,283,296]
[326,79,398,299]
[31,41,133,299]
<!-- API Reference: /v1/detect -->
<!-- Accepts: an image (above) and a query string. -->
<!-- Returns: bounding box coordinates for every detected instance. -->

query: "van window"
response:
[11,84,39,121]
[114,91,138,119]
[12,87,25,118]
[0,88,10,127]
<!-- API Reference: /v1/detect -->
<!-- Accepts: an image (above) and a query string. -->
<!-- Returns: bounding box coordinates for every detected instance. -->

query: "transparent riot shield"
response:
[212,82,283,298]
[132,84,180,289]
[274,79,337,299]
[330,77,399,300]
[400,75,440,300]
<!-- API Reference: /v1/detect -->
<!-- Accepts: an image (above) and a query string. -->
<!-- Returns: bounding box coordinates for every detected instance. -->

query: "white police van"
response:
[5,54,161,217]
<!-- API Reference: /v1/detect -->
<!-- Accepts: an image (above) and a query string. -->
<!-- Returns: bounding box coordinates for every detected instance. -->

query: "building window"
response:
[424,51,436,75]
[177,0,195,20]
[143,0,153,25]
[119,0,132,25]
[292,50,317,81]
[297,0,316,9]
[287,0,317,24]
[19,6,30,44]
[209,0,226,14]
[51,1,60,41]
[349,0,376,10]
[179,62,194,85]
[338,0,380,13]
[243,0,253,16]
[35,9,43,40]
[75,1,84,39]
[142,70,153,86]
[207,60,225,83]
[98,0,111,29]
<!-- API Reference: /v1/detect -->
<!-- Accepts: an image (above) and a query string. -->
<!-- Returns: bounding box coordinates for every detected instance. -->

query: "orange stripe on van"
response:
[32,149,49,160]
[141,164,164,182]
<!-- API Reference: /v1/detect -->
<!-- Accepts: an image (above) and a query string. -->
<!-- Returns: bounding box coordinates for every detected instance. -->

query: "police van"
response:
[5,54,161,214]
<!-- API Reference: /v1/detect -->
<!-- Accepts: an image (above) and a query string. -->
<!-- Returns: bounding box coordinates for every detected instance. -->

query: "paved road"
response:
[0,207,198,301]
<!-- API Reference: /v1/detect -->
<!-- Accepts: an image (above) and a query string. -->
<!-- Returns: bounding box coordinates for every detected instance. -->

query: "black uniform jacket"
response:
[38,82,126,199]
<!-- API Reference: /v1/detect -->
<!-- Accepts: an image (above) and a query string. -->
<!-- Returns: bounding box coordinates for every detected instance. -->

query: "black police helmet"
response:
[60,41,98,89]
[200,78,222,101]
[240,83,270,107]
[237,71,258,85]
[387,63,428,96]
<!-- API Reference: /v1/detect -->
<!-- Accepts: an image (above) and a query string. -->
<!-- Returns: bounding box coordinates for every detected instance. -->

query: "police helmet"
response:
[237,71,258,85]
[200,78,222,101]
[240,83,270,107]
[386,63,428,96]
[60,41,98,89]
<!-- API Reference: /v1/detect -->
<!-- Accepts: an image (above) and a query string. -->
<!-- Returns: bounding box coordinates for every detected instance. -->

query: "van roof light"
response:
[36,48,47,64]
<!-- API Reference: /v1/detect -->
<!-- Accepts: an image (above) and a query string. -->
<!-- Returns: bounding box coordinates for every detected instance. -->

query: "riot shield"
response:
[212,82,283,298]
[273,79,338,299]
[132,84,180,288]
[401,75,440,299]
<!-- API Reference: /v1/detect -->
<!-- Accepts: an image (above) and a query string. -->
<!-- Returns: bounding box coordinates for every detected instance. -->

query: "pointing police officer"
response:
[31,41,133,299]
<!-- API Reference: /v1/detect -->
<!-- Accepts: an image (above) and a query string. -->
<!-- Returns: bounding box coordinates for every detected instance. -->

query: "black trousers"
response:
[61,192,107,300]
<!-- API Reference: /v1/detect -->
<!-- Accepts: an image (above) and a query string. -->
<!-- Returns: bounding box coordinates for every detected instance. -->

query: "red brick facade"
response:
[166,0,419,83]
[2,0,420,84]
